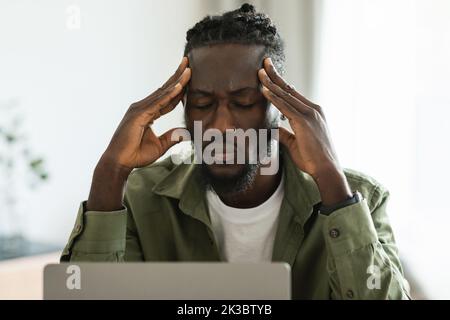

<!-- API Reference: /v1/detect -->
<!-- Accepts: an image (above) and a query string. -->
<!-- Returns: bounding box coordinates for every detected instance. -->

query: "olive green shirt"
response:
[61,147,410,300]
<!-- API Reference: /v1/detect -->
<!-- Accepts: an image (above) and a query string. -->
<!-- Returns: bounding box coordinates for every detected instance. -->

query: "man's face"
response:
[184,43,277,194]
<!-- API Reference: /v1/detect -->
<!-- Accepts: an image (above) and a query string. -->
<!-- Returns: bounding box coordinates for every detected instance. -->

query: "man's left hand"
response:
[258,57,352,206]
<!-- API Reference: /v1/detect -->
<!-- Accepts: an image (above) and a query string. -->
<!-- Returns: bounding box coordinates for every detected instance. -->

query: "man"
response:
[61,3,410,299]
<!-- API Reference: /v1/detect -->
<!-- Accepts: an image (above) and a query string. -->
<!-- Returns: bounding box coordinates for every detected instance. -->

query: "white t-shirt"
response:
[206,175,285,262]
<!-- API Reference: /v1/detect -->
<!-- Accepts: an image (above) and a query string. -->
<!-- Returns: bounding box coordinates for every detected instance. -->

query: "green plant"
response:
[0,99,49,238]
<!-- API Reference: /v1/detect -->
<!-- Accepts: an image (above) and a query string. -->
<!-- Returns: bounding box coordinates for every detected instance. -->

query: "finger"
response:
[142,66,191,111]
[259,69,312,115]
[138,83,183,124]
[151,66,191,111]
[263,58,318,108]
[144,91,184,125]
[158,127,191,154]
[178,67,191,87]
[161,56,189,90]
[158,66,191,115]
[132,67,191,127]
[154,83,184,108]
[159,91,184,116]
[260,85,301,120]
[135,56,186,109]
[141,65,189,103]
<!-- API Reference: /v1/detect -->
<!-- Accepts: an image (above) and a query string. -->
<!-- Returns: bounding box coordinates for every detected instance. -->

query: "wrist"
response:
[94,157,132,183]
[319,191,361,215]
[86,158,131,212]
[313,164,352,207]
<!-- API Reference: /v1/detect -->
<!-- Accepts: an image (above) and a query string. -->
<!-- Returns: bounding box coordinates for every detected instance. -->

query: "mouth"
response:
[203,143,243,164]
[212,151,235,162]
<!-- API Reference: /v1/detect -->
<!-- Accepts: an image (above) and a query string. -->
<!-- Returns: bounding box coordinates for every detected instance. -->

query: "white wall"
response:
[0,0,213,243]
[1,0,450,298]
[412,0,450,299]
[315,0,450,299]
[0,0,320,245]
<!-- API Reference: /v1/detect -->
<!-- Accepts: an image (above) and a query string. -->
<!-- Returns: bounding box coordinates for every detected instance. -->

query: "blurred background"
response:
[0,0,449,299]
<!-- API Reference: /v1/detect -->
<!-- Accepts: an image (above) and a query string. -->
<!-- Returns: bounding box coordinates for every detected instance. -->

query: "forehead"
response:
[187,44,265,92]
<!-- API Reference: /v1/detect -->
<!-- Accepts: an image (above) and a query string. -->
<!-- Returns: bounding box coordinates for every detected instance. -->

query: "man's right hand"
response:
[86,57,191,211]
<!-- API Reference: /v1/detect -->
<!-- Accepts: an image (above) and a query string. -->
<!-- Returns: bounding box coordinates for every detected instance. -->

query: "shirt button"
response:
[346,290,354,299]
[329,228,340,238]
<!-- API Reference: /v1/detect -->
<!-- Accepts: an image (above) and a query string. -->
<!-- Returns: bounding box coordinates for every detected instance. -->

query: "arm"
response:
[60,57,191,261]
[320,186,410,299]
[60,193,144,262]
[258,57,410,299]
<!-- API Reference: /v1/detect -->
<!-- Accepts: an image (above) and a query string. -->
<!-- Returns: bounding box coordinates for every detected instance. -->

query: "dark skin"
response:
[87,43,351,212]
[184,44,281,208]
[257,56,352,206]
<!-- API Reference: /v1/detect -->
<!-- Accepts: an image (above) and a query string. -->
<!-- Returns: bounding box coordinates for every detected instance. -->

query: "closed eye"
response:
[233,102,255,108]
[189,102,255,109]
[193,103,213,109]
[194,103,212,109]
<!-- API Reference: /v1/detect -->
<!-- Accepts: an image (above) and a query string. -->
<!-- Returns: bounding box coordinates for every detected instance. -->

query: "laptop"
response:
[43,262,291,300]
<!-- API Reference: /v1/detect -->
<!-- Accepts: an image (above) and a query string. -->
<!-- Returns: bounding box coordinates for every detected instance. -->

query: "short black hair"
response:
[184,3,285,75]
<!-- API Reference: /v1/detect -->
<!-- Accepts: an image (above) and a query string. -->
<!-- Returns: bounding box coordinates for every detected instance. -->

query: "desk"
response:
[0,251,60,299]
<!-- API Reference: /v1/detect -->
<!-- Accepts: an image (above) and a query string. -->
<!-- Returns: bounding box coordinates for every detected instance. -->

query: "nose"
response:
[207,100,236,134]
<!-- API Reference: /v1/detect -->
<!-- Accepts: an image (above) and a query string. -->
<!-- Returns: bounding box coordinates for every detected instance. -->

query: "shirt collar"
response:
[151,145,321,228]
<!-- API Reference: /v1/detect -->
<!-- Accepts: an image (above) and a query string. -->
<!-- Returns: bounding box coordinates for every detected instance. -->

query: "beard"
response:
[199,157,260,196]
[186,109,279,198]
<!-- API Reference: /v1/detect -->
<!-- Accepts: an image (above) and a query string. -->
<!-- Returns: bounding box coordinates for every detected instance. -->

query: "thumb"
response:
[277,126,296,149]
[158,127,191,154]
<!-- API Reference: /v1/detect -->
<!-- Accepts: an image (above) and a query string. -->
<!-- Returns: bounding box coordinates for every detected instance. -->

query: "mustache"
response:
[201,139,242,151]
[200,133,263,160]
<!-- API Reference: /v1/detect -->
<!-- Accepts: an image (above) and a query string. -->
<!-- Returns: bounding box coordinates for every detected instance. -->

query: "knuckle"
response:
[280,90,291,99]
[313,104,325,117]
[265,74,274,84]
[285,83,295,91]
[154,86,168,96]
[291,110,302,121]
[128,108,142,119]
[129,102,140,110]
[163,85,174,93]
[310,109,321,119]
[302,107,314,116]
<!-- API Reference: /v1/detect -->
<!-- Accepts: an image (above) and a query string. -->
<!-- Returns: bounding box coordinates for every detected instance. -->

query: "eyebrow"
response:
[188,86,259,96]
